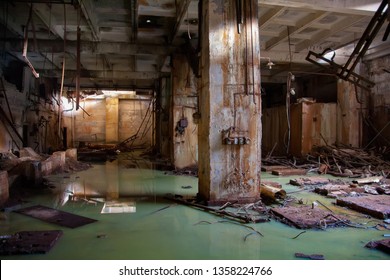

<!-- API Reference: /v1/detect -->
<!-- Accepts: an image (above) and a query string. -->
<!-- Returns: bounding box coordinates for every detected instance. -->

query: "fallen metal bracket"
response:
[305,0,389,91]
[23,4,39,78]
[306,50,375,91]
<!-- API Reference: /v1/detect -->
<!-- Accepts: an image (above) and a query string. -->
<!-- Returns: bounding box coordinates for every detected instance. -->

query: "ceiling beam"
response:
[30,3,66,40]
[294,15,366,51]
[259,6,286,29]
[77,0,100,41]
[265,11,328,50]
[3,39,173,56]
[169,0,192,43]
[259,0,381,16]
[40,69,165,80]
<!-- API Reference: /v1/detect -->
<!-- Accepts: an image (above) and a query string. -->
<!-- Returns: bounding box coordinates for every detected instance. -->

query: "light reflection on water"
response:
[1,158,389,260]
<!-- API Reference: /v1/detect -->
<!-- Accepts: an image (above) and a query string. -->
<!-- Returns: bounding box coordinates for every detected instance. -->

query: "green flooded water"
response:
[1,155,389,260]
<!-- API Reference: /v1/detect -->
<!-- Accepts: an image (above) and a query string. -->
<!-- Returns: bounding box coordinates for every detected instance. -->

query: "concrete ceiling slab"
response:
[0,0,387,89]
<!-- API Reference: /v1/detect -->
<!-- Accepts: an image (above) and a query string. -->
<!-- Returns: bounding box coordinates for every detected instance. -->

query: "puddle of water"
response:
[1,158,389,260]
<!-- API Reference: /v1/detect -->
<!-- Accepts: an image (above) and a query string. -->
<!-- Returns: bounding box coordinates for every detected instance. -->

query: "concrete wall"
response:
[0,67,61,154]
[67,96,153,147]
[119,98,153,147]
[73,99,106,144]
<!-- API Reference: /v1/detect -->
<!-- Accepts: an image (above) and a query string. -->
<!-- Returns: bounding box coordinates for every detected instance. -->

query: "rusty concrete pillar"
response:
[198,0,262,205]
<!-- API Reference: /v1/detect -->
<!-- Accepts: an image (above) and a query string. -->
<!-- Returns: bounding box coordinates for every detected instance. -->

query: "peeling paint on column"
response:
[199,0,262,205]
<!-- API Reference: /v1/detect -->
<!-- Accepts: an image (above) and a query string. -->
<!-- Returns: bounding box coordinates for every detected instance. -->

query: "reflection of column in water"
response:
[106,160,119,200]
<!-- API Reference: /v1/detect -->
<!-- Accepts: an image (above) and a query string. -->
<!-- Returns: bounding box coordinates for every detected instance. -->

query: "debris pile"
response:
[262,145,390,178]
[310,145,390,177]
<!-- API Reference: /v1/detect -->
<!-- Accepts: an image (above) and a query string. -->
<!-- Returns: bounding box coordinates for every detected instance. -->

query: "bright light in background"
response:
[61,96,74,111]
[354,2,383,12]
[324,49,336,60]
[102,90,136,97]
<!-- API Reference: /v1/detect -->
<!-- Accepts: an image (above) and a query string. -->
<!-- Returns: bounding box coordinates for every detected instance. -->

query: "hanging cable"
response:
[285,72,294,154]
[287,26,293,68]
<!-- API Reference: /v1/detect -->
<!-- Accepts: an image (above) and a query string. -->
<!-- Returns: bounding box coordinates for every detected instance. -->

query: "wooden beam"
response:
[265,11,328,50]
[170,0,192,43]
[295,15,366,51]
[259,0,381,16]
[259,6,286,29]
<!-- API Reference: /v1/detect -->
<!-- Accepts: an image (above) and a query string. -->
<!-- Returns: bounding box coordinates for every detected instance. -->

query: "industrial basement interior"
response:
[0,0,390,262]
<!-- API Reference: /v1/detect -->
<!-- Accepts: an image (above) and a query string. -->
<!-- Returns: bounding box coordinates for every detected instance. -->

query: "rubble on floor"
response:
[262,145,390,178]
[14,204,98,228]
[336,195,390,219]
[365,238,390,254]
[0,148,91,188]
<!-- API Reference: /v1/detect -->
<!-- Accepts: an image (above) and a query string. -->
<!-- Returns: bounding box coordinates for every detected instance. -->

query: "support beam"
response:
[77,0,100,41]
[259,0,381,16]
[265,11,328,50]
[295,15,366,51]
[259,6,286,29]
[170,0,192,43]
[199,0,261,205]
[2,39,172,56]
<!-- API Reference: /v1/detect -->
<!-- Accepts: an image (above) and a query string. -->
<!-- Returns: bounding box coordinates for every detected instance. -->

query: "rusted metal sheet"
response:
[271,205,347,229]
[336,195,390,219]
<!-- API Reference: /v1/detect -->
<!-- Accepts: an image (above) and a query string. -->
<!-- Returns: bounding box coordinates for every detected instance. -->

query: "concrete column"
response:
[337,81,362,147]
[172,54,198,169]
[198,0,262,205]
[106,97,119,143]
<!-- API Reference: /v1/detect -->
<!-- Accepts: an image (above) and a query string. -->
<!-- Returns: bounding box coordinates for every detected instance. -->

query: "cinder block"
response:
[65,148,77,161]
[44,151,66,172]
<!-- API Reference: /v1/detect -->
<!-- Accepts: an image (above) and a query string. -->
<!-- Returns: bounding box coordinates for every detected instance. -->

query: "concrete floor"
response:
[1,152,389,260]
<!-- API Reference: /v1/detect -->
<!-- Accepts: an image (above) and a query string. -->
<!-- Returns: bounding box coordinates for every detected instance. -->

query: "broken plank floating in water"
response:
[0,230,63,255]
[164,195,269,224]
[271,168,307,176]
[365,238,390,254]
[295,252,325,260]
[14,205,97,228]
[261,165,290,172]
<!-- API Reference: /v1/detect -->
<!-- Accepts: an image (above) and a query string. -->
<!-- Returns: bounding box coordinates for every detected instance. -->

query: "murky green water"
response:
[1,155,389,260]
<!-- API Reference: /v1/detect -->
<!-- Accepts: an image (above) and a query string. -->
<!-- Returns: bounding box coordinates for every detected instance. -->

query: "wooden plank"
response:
[261,165,290,172]
[272,168,307,176]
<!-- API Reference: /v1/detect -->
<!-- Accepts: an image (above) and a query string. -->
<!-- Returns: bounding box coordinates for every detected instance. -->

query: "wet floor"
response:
[1,153,389,260]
